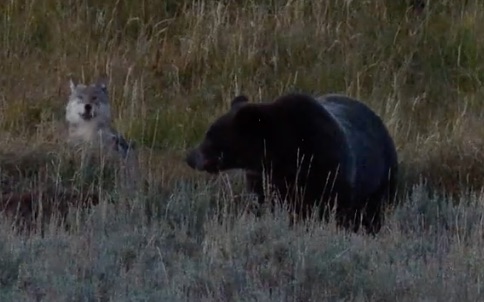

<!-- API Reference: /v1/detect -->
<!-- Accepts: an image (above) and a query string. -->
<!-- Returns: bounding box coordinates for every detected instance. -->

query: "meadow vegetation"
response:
[0,0,483,300]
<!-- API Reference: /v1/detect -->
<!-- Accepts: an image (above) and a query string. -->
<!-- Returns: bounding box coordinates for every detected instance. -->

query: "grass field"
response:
[0,0,484,301]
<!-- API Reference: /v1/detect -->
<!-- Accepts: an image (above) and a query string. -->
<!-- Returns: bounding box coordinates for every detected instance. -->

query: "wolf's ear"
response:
[95,73,109,93]
[69,78,78,93]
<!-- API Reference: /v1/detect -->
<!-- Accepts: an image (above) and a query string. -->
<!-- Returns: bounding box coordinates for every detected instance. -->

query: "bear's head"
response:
[185,95,274,174]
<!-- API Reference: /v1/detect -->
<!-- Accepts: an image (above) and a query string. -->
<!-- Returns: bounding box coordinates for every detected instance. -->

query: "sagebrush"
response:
[0,1,483,301]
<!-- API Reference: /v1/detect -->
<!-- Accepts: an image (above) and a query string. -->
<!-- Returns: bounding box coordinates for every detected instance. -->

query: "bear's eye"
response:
[206,127,218,140]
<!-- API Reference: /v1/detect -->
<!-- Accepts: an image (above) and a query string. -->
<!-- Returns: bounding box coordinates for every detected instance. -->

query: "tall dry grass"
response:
[0,0,483,300]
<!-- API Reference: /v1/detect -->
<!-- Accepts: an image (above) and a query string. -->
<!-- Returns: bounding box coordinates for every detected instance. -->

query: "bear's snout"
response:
[186,149,204,170]
[186,148,219,173]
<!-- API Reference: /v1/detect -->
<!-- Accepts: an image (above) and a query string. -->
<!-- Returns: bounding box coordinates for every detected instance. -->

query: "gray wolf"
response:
[65,75,141,199]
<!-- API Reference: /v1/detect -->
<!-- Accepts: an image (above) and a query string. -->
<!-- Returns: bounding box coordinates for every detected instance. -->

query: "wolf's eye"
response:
[91,96,98,102]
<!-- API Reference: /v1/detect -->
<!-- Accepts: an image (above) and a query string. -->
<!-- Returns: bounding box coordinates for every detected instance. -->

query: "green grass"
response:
[0,0,484,300]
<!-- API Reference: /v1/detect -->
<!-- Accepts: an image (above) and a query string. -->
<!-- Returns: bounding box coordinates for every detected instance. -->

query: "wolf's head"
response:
[65,75,111,126]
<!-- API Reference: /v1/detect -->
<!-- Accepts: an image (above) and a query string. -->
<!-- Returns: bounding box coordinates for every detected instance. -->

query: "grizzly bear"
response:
[185,93,398,234]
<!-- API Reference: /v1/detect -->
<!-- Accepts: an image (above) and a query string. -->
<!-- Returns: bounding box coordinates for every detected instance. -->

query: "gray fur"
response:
[318,94,398,208]
[64,75,141,198]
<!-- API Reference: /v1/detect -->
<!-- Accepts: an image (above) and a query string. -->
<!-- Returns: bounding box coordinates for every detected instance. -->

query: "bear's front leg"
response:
[245,170,268,217]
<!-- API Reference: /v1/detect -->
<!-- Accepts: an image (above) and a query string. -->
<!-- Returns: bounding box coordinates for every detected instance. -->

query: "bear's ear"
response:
[233,104,271,135]
[230,95,249,110]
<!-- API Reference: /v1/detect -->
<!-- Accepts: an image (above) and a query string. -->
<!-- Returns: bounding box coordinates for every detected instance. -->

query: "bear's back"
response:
[317,94,398,199]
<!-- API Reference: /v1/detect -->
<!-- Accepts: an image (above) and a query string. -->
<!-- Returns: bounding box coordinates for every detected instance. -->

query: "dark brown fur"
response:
[186,93,398,235]
[0,188,100,234]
